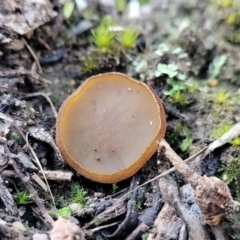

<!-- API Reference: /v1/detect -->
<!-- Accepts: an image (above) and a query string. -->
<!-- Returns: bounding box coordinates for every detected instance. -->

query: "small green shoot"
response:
[13,190,33,205]
[167,121,192,150]
[49,207,71,218]
[179,125,192,152]
[132,200,142,212]
[169,90,188,106]
[119,28,138,48]
[180,135,192,152]
[23,221,29,228]
[214,89,231,105]
[58,207,71,217]
[11,131,19,141]
[115,0,127,12]
[63,0,75,19]
[230,137,240,147]
[112,183,118,194]
[142,233,149,240]
[91,24,115,49]
[70,183,87,207]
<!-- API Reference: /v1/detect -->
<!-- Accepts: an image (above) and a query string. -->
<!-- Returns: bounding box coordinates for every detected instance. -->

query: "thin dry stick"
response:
[10,121,56,209]
[22,38,43,74]
[118,146,208,202]
[159,139,239,225]
[119,121,240,202]
[26,132,56,209]
[204,121,240,157]
[6,155,54,226]
[0,68,50,84]
[88,222,120,234]
[0,115,56,208]
[2,170,73,181]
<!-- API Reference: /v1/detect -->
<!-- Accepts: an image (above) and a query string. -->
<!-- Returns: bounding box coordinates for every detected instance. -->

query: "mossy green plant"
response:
[180,133,192,152]
[112,183,118,194]
[132,200,142,212]
[119,27,138,48]
[167,121,192,152]
[210,121,232,139]
[81,57,96,73]
[49,207,72,219]
[214,89,231,105]
[91,23,115,50]
[13,190,33,205]
[168,89,188,106]
[230,137,240,147]
[70,183,87,207]
[58,206,72,217]
[219,158,240,200]
[11,131,19,141]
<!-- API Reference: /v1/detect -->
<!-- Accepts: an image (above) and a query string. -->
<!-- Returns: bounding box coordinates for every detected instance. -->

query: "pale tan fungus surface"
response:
[56,73,166,183]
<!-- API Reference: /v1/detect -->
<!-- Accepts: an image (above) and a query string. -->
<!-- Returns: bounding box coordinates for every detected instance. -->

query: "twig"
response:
[9,121,56,209]
[26,132,56,208]
[203,121,240,157]
[22,38,43,74]
[9,158,54,227]
[158,139,237,225]
[159,175,209,240]
[118,146,207,202]
[118,121,240,202]
[87,222,120,234]
[0,68,50,85]
[125,222,149,240]
[1,170,73,181]
[37,37,52,51]
[31,173,48,192]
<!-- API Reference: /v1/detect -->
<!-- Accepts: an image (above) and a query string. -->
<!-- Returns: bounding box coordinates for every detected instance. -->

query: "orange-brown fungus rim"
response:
[56,72,166,184]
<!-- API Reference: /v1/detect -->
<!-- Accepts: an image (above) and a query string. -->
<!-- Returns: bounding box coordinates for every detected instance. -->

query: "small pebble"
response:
[94,192,105,198]
[40,158,48,167]
[208,78,218,87]
[32,233,49,240]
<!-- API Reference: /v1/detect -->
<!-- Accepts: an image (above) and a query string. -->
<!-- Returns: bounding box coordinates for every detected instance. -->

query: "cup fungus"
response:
[56,72,166,183]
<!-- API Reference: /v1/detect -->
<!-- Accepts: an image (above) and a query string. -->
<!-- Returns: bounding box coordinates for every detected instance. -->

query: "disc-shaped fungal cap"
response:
[56,72,166,183]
